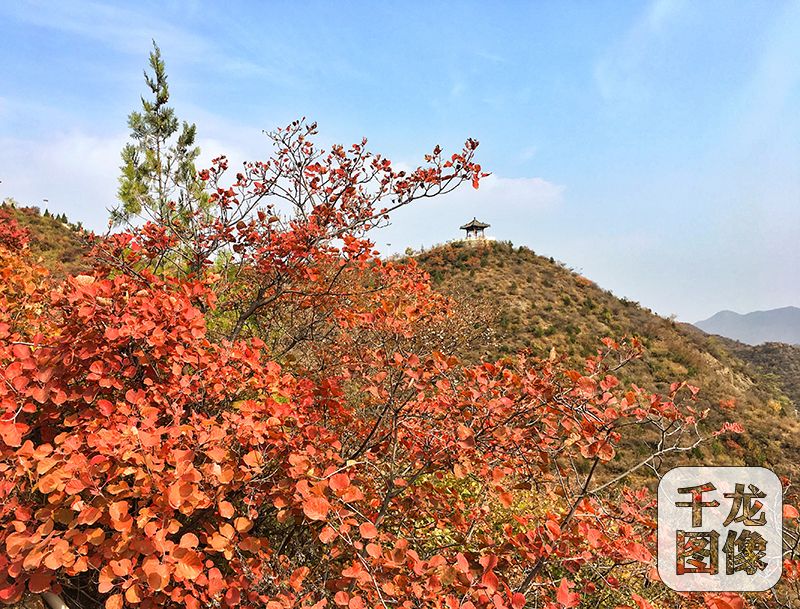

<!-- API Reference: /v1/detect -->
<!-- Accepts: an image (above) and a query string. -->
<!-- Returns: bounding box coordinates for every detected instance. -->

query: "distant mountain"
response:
[695,306,800,346]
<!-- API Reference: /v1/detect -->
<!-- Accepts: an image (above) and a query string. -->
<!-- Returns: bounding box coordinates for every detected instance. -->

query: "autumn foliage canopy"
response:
[0,120,798,609]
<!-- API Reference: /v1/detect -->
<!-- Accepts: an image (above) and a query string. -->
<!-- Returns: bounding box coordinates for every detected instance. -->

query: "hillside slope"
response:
[0,203,89,277]
[696,306,800,345]
[415,240,800,478]
[727,342,800,408]
[688,328,800,413]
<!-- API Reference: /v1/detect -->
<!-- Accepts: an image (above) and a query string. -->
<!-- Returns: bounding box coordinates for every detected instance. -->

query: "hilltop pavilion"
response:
[460,217,490,240]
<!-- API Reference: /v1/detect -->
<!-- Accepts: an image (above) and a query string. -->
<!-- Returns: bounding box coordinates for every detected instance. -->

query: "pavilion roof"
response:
[460,217,490,230]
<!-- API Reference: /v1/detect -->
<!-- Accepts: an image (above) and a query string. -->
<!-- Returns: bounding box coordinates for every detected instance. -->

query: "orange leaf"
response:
[105,594,123,609]
[704,594,744,609]
[349,597,364,609]
[108,500,129,522]
[218,500,235,519]
[289,566,310,591]
[329,473,350,491]
[359,522,378,539]
[498,491,513,507]
[180,532,199,549]
[631,593,653,609]
[174,548,203,580]
[303,496,331,521]
[319,526,337,544]
[142,557,169,591]
[208,567,224,597]
[125,584,142,604]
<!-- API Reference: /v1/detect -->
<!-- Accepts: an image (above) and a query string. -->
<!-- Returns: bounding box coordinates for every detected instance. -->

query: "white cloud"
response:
[0,127,275,232]
[456,174,564,210]
[374,174,565,253]
[0,131,125,230]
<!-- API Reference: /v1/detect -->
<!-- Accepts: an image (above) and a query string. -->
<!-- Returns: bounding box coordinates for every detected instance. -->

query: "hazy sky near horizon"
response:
[1,0,799,321]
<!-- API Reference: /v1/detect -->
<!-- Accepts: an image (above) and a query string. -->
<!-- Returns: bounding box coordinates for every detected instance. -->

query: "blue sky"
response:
[1,1,799,321]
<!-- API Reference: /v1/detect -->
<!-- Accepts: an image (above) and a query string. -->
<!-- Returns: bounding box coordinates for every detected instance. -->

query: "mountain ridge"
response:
[695,305,800,346]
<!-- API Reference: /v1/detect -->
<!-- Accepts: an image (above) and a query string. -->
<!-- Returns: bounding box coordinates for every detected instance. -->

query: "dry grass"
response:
[1,204,89,278]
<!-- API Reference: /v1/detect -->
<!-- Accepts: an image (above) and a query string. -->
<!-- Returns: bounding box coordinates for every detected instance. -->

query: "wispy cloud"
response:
[725,0,800,148]
[593,0,686,102]
[518,145,538,163]
[457,174,565,211]
[2,0,305,89]
[5,0,207,57]
[474,50,505,64]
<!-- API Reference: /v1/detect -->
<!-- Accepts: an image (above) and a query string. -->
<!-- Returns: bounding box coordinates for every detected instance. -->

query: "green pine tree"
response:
[113,41,205,226]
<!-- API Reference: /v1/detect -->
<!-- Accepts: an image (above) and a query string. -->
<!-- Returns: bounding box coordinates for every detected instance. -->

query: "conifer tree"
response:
[114,41,204,226]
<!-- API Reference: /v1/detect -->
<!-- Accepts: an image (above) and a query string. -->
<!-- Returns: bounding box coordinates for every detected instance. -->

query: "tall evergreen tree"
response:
[113,41,204,226]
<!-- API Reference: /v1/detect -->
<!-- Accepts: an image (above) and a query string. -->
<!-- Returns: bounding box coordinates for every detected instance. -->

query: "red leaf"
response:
[319,526,337,544]
[0,420,23,447]
[481,570,499,594]
[0,580,24,603]
[27,571,52,594]
[349,596,364,609]
[631,593,653,609]
[704,594,744,609]
[557,578,580,608]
